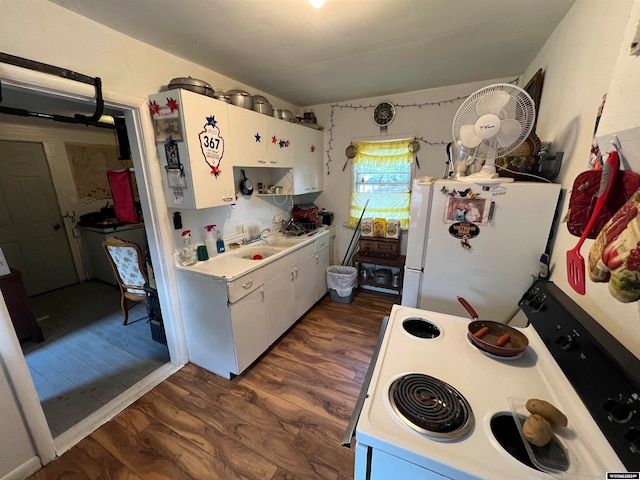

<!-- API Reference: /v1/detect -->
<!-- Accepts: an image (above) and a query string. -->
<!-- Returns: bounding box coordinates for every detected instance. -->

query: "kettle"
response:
[391,272,402,288]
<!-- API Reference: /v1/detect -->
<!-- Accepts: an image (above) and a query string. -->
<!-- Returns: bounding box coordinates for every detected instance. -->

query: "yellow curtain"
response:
[346,140,413,229]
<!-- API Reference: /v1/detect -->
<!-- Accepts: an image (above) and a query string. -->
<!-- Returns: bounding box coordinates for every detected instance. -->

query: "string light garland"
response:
[324,77,520,174]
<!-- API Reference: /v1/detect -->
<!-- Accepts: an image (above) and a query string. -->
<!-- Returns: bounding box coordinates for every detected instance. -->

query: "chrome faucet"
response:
[242,227,271,245]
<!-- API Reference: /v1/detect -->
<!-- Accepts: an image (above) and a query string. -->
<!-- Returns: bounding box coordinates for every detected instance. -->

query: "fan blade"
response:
[476,90,511,116]
[460,124,483,148]
[496,119,523,147]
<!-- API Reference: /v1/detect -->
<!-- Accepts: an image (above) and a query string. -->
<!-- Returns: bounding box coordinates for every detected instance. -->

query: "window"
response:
[347,140,413,229]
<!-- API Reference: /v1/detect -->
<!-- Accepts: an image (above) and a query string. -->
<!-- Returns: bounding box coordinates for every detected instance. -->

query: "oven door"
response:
[342,315,389,447]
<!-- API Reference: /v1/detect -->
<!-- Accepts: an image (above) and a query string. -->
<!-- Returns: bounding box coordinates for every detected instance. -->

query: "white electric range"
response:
[348,281,637,479]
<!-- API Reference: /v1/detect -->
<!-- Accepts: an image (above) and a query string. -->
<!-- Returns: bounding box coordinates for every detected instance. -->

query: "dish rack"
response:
[295,219,323,231]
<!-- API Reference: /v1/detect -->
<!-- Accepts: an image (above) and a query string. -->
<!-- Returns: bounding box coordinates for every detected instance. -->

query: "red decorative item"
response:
[107,170,138,223]
[149,101,160,115]
[311,145,316,152]
[166,98,179,113]
[272,135,278,144]
[210,165,222,176]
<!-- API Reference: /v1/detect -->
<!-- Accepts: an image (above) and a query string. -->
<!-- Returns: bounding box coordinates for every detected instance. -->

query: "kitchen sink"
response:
[266,237,305,248]
[233,246,283,260]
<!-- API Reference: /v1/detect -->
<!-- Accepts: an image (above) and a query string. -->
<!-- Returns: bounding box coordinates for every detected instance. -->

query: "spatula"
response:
[566,150,619,294]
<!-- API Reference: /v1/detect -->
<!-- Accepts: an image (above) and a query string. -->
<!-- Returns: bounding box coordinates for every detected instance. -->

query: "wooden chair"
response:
[102,236,148,325]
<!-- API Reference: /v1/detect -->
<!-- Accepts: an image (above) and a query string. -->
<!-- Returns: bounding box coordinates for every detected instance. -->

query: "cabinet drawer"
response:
[314,232,329,252]
[227,269,264,303]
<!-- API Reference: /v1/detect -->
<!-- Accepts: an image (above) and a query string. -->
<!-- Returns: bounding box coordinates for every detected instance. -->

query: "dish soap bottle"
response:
[180,230,198,266]
[204,225,217,257]
[215,226,225,254]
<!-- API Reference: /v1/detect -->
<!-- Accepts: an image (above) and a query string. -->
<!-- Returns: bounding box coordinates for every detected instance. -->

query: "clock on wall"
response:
[373,101,396,127]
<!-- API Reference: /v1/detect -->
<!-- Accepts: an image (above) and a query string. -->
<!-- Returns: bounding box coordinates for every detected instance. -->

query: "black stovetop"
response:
[520,281,640,471]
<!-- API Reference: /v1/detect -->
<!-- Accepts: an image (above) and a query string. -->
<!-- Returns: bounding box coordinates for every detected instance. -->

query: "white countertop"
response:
[174,226,329,281]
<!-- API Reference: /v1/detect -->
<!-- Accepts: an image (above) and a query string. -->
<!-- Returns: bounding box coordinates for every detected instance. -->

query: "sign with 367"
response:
[198,115,225,176]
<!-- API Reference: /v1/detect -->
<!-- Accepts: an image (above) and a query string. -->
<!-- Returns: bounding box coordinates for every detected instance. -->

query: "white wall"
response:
[311,76,517,264]
[521,0,640,357]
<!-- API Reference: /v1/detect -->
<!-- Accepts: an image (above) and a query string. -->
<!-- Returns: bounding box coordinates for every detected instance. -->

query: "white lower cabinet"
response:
[229,287,269,373]
[315,244,330,301]
[177,230,331,377]
[176,269,267,378]
[294,252,317,319]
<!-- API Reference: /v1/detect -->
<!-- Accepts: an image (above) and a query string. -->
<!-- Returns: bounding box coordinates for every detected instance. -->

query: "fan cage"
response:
[452,83,535,158]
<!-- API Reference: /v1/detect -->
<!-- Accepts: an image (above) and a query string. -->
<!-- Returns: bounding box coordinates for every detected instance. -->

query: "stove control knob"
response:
[624,427,640,454]
[603,398,635,423]
[556,331,579,351]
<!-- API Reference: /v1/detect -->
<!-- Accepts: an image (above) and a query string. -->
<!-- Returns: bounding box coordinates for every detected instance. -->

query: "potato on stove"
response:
[526,398,568,428]
[523,414,553,447]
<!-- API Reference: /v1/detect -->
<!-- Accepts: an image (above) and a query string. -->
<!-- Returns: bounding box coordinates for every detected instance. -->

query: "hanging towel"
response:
[107,169,138,223]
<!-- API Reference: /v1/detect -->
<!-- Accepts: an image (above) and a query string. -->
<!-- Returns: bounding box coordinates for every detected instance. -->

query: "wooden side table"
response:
[0,268,44,342]
[352,252,406,302]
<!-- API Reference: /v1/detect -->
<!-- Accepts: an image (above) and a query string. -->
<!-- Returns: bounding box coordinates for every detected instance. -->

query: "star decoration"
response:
[272,135,278,144]
[285,140,290,147]
[279,140,285,148]
[210,165,222,176]
[311,145,316,153]
[165,136,176,147]
[149,101,160,115]
[166,98,179,113]
[206,116,217,126]
[255,132,261,143]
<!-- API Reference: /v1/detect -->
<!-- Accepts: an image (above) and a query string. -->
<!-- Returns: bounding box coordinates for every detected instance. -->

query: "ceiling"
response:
[44,0,573,107]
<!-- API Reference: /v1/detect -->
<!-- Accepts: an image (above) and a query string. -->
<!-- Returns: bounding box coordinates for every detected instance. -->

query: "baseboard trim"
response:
[1,457,41,480]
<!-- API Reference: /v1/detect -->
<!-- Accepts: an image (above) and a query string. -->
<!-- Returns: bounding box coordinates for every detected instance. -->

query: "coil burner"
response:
[389,373,473,439]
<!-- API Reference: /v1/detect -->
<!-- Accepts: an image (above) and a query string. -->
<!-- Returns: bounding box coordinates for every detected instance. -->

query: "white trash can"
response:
[327,265,358,304]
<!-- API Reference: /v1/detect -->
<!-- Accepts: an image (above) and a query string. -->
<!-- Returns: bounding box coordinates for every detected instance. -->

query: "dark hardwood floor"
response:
[28,290,396,479]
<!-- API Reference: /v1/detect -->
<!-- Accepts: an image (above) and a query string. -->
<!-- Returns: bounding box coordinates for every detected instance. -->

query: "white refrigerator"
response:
[402,177,561,322]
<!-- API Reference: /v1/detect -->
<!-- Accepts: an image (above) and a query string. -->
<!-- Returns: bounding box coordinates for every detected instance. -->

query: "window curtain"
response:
[347,140,413,229]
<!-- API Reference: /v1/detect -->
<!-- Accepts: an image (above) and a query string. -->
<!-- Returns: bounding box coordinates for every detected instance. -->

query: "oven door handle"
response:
[341,315,390,448]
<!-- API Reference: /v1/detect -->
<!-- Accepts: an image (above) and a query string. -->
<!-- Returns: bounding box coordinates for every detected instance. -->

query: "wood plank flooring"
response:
[22,281,170,437]
[28,290,396,479]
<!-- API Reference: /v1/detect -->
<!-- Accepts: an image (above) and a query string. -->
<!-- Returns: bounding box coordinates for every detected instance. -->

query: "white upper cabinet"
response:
[148,89,236,209]
[292,123,324,194]
[265,116,294,167]
[227,104,268,167]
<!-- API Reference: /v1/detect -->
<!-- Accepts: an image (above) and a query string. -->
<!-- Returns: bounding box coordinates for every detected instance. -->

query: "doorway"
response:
[0,78,183,462]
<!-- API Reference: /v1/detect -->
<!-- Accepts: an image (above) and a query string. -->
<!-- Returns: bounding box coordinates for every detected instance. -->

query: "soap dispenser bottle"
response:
[180,230,198,266]
[204,225,217,257]
[215,226,225,254]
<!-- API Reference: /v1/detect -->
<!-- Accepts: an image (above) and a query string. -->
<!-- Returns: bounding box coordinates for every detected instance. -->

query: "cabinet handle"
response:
[318,241,326,247]
[269,160,278,164]
[242,280,253,289]
[294,267,298,279]
[258,159,267,164]
[261,289,265,302]
[223,197,234,202]
[315,254,319,265]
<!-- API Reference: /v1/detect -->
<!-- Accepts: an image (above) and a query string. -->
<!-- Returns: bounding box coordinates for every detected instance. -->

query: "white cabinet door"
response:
[265,116,294,167]
[227,104,268,167]
[292,124,323,194]
[265,268,297,344]
[315,246,330,301]
[149,88,236,209]
[294,252,317,319]
[229,286,268,374]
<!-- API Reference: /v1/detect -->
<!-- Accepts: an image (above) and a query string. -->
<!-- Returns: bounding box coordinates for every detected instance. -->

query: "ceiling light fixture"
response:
[309,0,325,8]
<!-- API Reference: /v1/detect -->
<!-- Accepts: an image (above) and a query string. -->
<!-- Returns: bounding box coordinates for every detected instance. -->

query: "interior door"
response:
[0,140,77,295]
